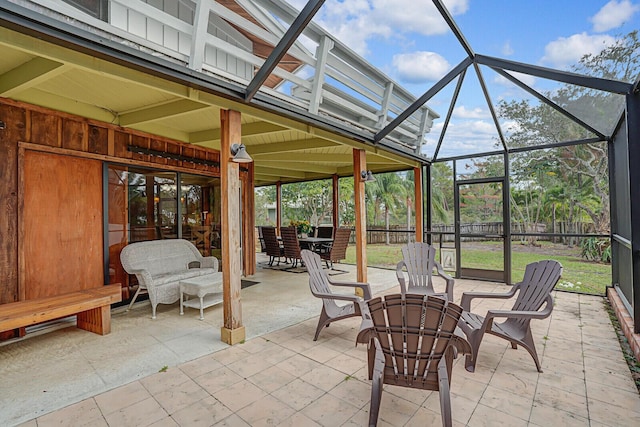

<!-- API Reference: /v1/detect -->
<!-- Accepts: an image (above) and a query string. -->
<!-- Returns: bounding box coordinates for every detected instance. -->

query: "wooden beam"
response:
[119,99,209,126]
[0,57,66,97]
[414,167,423,242]
[190,121,287,144]
[353,149,367,284]
[256,160,337,174]
[220,109,245,345]
[248,138,336,154]
[254,166,307,179]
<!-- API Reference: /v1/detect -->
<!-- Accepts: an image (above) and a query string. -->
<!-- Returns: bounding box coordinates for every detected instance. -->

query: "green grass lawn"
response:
[345,241,610,295]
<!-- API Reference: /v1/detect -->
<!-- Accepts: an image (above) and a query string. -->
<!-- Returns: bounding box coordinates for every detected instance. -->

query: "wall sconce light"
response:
[230,143,253,163]
[360,170,376,182]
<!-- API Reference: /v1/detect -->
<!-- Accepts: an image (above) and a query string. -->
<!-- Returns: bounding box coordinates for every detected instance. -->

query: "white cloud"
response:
[453,106,490,119]
[591,0,640,32]
[541,32,615,68]
[502,41,514,56]
[493,71,537,88]
[288,0,469,56]
[392,52,451,83]
[424,118,501,157]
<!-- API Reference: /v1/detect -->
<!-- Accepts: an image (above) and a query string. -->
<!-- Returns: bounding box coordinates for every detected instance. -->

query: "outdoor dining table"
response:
[298,236,333,253]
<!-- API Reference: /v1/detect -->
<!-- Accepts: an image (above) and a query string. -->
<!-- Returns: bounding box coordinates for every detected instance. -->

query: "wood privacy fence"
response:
[356,222,599,245]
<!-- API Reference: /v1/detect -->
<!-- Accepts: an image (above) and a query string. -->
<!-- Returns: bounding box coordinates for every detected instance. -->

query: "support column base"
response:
[221,325,246,345]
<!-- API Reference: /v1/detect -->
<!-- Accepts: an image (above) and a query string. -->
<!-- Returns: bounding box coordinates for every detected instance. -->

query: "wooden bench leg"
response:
[77,306,111,335]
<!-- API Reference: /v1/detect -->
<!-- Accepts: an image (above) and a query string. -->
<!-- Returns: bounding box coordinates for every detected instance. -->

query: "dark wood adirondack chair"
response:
[262,226,284,266]
[281,226,303,267]
[457,259,563,373]
[320,227,351,269]
[396,242,454,301]
[365,294,471,427]
[301,249,372,341]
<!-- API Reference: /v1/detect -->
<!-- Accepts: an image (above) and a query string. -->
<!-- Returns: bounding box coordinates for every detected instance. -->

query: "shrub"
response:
[580,237,611,263]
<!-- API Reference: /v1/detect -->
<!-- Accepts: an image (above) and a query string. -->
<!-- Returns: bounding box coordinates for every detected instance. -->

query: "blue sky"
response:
[288,0,640,157]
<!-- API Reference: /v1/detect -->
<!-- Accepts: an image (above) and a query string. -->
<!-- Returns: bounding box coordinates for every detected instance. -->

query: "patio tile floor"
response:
[2,254,639,426]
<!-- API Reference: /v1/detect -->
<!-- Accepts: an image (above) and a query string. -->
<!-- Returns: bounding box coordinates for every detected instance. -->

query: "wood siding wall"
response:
[0,97,237,305]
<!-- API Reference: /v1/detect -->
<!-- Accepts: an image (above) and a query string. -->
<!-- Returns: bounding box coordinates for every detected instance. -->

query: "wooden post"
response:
[414,167,423,243]
[243,161,256,276]
[276,181,282,236]
[332,174,339,230]
[353,149,367,284]
[220,109,245,345]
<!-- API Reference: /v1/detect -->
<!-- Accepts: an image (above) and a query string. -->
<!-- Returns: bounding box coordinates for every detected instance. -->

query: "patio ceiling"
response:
[0,26,418,186]
[0,0,433,187]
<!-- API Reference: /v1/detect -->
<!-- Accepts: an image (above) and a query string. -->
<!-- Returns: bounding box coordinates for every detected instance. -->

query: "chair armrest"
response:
[356,301,374,345]
[329,279,372,300]
[396,260,407,294]
[310,290,362,304]
[127,269,153,287]
[200,256,219,271]
[434,262,454,300]
[486,294,554,320]
[460,284,519,311]
[451,328,473,356]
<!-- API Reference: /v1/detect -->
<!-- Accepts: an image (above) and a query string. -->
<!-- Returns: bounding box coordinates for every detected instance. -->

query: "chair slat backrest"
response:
[317,226,334,239]
[257,226,267,252]
[281,226,302,259]
[401,242,437,290]
[512,260,563,312]
[367,294,463,389]
[325,227,351,262]
[301,249,332,296]
[508,260,562,330]
[262,226,282,259]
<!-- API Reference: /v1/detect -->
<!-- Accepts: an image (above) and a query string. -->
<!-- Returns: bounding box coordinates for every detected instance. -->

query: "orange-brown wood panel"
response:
[61,118,87,152]
[113,130,130,158]
[88,125,109,156]
[21,151,103,299]
[0,104,25,304]
[30,111,60,148]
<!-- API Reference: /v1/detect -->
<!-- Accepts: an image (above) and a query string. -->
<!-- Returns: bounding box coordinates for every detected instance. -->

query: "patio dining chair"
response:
[457,259,563,373]
[396,242,454,301]
[364,293,471,427]
[300,249,372,341]
[316,225,334,239]
[319,227,351,269]
[281,226,304,268]
[262,226,284,266]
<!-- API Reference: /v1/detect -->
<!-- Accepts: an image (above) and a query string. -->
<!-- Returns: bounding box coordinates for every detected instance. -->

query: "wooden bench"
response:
[0,284,122,336]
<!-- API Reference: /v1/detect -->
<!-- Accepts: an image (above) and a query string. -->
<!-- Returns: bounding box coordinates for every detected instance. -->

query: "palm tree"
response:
[370,173,406,244]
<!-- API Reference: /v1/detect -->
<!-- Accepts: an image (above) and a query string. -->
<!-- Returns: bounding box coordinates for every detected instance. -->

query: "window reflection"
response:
[107,166,221,300]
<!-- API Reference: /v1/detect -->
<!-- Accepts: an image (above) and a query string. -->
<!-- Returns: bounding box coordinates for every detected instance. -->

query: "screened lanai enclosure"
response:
[0,0,638,349]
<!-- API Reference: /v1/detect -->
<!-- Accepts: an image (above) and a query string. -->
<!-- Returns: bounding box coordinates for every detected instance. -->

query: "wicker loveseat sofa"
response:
[120,239,219,318]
